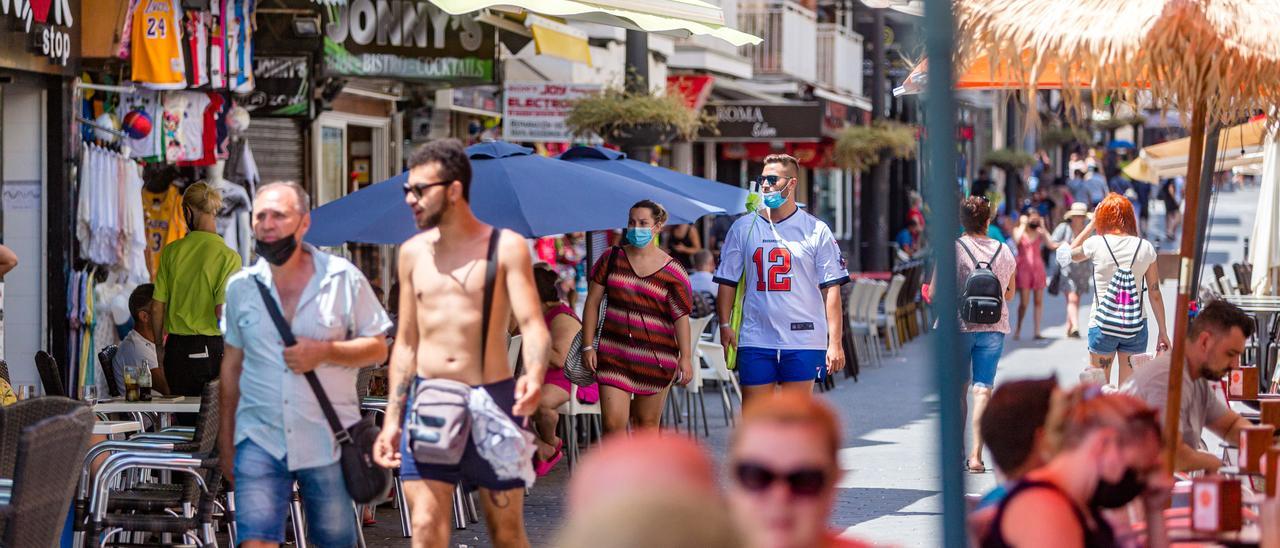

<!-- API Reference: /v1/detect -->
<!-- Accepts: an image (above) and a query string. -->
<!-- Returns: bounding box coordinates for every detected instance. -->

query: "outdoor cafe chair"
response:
[0,358,8,385]
[0,406,95,548]
[75,380,230,547]
[97,345,120,398]
[558,383,604,471]
[0,395,85,478]
[693,321,741,428]
[879,275,906,355]
[677,315,716,438]
[861,280,889,364]
[36,349,66,397]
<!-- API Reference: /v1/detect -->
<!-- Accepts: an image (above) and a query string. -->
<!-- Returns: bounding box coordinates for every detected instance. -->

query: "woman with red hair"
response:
[1066,193,1169,387]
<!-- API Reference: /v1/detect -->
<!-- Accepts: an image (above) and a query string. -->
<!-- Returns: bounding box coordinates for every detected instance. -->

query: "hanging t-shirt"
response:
[226,0,255,93]
[209,0,227,88]
[143,185,188,278]
[130,0,187,90]
[163,91,211,164]
[177,92,223,167]
[215,180,252,261]
[120,89,164,161]
[183,10,209,88]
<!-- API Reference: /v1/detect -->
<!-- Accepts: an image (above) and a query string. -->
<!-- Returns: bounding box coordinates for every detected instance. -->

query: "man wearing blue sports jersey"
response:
[715,154,849,402]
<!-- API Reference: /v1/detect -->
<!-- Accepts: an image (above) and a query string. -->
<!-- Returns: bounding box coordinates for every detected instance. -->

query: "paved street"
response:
[355,187,1260,547]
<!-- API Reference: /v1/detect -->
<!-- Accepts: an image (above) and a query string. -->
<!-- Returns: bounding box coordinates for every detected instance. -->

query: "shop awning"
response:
[430,0,762,46]
[1141,117,1269,178]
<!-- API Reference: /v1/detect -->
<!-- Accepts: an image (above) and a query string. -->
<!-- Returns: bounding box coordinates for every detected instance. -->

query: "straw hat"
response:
[1064,202,1091,219]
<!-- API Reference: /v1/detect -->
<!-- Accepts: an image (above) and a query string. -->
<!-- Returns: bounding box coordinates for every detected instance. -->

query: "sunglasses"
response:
[403,180,451,200]
[754,175,792,187]
[733,462,828,497]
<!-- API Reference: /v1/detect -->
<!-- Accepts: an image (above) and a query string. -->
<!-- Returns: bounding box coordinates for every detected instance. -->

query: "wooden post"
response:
[1163,99,1209,474]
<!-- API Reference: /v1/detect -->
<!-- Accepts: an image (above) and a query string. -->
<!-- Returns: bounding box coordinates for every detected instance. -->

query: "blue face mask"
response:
[625,227,654,247]
[762,190,786,209]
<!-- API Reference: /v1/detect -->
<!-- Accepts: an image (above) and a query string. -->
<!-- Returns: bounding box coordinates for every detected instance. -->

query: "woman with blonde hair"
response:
[982,387,1166,548]
[152,181,243,397]
[1067,193,1168,387]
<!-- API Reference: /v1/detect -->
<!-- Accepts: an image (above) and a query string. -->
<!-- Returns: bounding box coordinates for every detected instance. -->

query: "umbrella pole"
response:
[1162,100,1209,475]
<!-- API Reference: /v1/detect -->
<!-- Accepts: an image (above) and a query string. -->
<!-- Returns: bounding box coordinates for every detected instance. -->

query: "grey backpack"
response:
[409,378,473,465]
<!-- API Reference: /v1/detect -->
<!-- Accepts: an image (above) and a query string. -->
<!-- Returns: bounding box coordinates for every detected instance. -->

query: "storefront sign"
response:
[242,56,310,117]
[822,100,860,137]
[323,0,495,81]
[502,82,601,142]
[701,102,823,142]
[0,0,77,72]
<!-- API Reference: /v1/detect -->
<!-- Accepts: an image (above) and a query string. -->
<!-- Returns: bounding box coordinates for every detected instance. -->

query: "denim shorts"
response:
[234,439,357,546]
[961,331,1004,388]
[1087,323,1148,355]
[736,347,827,387]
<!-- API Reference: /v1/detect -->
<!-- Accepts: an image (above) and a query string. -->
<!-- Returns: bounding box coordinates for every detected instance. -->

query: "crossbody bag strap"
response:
[480,228,501,367]
[253,278,350,443]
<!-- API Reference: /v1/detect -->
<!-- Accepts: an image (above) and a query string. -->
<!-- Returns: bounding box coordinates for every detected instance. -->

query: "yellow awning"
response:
[1141,117,1269,178]
[431,0,762,46]
[527,14,593,65]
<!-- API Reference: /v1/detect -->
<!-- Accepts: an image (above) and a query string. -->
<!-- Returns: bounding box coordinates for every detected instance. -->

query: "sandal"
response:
[535,448,564,476]
[966,459,986,474]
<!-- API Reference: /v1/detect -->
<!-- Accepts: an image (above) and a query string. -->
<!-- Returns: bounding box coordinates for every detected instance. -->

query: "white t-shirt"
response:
[713,209,850,350]
[1081,234,1157,326]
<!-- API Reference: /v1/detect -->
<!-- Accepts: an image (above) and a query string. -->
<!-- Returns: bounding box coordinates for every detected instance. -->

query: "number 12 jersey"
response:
[714,209,850,350]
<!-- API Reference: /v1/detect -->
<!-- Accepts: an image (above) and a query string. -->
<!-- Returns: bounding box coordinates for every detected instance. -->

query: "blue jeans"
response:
[961,332,1005,388]
[234,439,357,546]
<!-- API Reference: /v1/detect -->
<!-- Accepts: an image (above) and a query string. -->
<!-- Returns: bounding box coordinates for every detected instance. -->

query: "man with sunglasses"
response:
[373,139,550,548]
[715,154,849,402]
[728,391,868,548]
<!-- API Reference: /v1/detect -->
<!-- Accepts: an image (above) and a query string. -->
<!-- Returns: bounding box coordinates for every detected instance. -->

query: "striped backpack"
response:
[1095,236,1147,337]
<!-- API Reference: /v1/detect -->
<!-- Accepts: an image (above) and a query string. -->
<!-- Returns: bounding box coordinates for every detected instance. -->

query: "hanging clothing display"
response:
[128,0,188,90]
[226,0,255,93]
[120,89,164,161]
[224,137,260,195]
[215,179,253,263]
[76,144,152,282]
[143,184,188,278]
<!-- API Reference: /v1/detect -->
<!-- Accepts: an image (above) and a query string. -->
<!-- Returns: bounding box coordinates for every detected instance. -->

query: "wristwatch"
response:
[582,345,595,352]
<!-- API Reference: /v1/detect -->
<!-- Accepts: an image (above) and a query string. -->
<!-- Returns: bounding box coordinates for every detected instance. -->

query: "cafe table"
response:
[92,396,202,429]
[92,420,143,438]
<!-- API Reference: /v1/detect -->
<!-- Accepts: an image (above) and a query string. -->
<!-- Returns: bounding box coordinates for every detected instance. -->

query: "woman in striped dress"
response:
[581,200,694,435]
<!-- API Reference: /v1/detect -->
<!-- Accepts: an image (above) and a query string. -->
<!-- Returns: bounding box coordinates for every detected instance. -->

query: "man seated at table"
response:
[113,284,170,395]
[1121,299,1253,472]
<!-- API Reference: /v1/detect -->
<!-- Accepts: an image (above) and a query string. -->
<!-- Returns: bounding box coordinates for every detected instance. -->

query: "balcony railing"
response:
[738,1,817,82]
[817,22,863,95]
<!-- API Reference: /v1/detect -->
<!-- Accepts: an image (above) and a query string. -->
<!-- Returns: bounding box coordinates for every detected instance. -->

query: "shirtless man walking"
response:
[373,139,550,548]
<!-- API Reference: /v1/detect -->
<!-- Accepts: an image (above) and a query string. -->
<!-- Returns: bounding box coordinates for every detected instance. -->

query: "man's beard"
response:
[417,200,448,230]
[1199,366,1227,382]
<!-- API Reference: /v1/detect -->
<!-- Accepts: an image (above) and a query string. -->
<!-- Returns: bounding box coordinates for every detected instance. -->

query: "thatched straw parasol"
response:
[955,0,1280,474]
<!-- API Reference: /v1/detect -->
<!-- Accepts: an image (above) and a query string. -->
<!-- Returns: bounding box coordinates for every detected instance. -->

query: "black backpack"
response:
[958,239,1005,324]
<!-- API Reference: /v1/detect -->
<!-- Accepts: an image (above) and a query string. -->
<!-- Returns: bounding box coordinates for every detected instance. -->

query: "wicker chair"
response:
[0,396,86,478]
[0,406,95,548]
[35,350,66,397]
[98,345,121,398]
[0,359,9,385]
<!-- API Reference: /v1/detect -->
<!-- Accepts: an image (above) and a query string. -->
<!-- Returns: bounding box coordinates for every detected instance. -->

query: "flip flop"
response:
[535,449,564,476]
[966,459,986,474]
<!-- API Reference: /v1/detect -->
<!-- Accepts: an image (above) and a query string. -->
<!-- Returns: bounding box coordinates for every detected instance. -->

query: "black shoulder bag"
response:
[253,276,391,504]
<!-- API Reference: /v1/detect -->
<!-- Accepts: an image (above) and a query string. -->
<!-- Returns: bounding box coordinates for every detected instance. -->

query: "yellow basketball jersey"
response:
[143,185,189,278]
[131,0,187,89]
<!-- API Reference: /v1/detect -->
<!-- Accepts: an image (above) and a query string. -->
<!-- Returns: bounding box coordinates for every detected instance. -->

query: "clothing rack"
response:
[73,81,138,140]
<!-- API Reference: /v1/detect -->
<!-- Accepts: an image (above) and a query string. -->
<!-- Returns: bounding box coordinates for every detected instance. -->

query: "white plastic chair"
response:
[697,339,741,420]
[848,280,881,367]
[878,276,905,355]
[675,315,715,437]
[862,281,888,366]
[557,383,602,470]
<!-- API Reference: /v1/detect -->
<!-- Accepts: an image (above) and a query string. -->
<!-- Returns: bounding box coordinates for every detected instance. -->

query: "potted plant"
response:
[565,86,714,147]
[983,148,1037,210]
[833,121,918,171]
[1039,125,1092,149]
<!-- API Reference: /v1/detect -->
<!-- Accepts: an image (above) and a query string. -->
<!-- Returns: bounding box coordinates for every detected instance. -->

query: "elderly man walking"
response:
[218,181,392,547]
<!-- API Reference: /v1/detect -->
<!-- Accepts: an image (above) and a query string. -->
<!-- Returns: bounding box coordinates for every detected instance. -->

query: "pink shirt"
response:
[955,235,1016,334]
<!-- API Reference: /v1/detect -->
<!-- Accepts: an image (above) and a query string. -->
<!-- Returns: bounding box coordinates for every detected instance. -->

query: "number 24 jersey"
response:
[714,210,850,350]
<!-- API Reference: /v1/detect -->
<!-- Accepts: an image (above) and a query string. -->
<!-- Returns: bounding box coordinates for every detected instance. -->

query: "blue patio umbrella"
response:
[306,141,719,246]
[1108,140,1137,150]
[558,146,750,215]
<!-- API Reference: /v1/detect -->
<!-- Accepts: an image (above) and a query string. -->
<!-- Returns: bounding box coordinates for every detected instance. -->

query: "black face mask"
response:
[1090,468,1146,509]
[183,207,195,230]
[255,219,302,266]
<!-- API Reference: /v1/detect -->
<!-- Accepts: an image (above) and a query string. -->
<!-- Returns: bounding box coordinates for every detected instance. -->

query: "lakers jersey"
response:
[131,0,187,90]
[143,185,189,278]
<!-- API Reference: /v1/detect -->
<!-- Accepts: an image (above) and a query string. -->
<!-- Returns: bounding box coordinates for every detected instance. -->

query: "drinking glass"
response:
[81,384,99,405]
[15,384,35,400]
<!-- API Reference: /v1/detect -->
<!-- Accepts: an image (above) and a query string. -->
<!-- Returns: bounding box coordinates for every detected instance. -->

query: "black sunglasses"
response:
[733,462,828,497]
[754,175,793,187]
[403,180,451,200]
